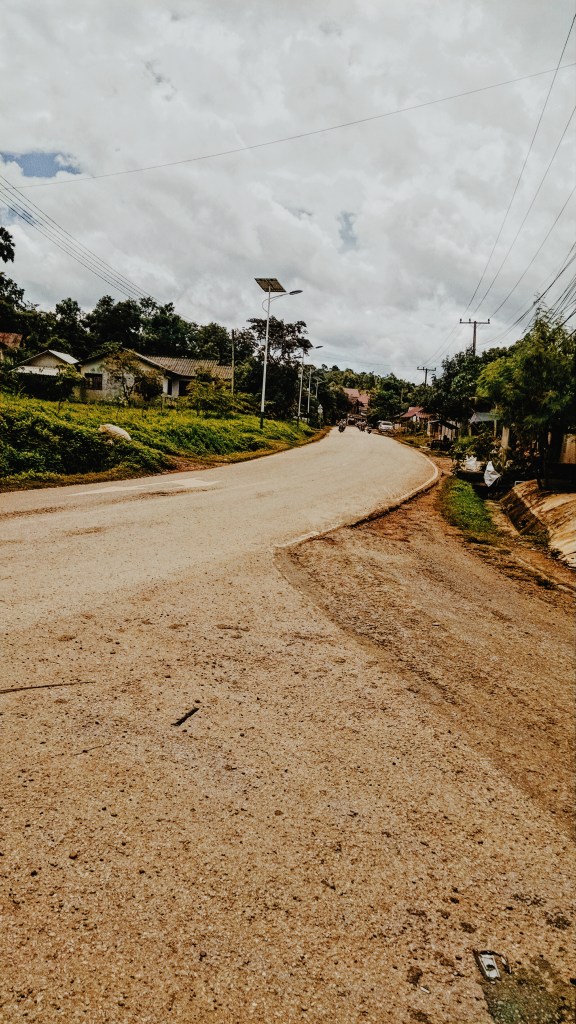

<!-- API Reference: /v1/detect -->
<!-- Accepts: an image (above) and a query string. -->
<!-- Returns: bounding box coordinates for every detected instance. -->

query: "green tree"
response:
[53,365,84,413]
[477,311,575,486]
[85,296,142,350]
[0,227,15,264]
[246,316,311,361]
[102,349,145,405]
[136,368,164,404]
[53,298,90,358]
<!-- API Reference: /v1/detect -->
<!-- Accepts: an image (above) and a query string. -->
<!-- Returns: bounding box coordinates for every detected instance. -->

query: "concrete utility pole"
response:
[459,317,490,356]
[417,366,436,386]
[231,330,235,395]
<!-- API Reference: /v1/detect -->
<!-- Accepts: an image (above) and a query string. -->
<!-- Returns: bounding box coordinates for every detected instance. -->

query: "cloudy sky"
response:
[1,0,574,379]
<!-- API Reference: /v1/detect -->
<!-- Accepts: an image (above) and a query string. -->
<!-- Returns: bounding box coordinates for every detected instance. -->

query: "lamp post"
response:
[254,278,302,429]
[297,345,323,428]
[307,347,323,415]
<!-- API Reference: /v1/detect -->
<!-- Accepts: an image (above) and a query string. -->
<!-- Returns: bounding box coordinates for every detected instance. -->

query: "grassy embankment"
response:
[0,394,322,490]
[438,476,498,545]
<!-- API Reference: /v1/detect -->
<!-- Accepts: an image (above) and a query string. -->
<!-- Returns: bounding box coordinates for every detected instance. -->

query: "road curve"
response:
[1,430,435,633]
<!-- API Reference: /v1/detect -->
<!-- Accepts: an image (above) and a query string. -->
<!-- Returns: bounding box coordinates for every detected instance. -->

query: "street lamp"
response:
[297,345,323,428]
[254,278,303,429]
[307,347,323,416]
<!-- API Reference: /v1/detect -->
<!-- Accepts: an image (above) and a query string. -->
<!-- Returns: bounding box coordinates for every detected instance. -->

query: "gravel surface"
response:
[1,435,573,1023]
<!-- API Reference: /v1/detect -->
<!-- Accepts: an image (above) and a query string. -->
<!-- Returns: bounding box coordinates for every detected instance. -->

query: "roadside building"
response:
[0,332,22,362]
[80,351,232,400]
[13,349,79,376]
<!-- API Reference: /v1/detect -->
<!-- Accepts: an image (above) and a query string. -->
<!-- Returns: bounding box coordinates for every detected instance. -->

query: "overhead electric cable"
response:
[463,16,576,311]
[0,175,151,301]
[478,239,576,347]
[10,63,576,189]
[473,102,576,313]
[488,182,576,317]
[0,191,150,300]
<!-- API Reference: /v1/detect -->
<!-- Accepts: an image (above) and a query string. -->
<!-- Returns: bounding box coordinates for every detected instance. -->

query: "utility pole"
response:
[417,366,436,387]
[230,329,235,395]
[459,317,490,356]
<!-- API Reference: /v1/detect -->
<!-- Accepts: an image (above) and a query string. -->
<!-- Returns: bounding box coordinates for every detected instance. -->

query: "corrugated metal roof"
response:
[14,349,79,367]
[470,410,499,423]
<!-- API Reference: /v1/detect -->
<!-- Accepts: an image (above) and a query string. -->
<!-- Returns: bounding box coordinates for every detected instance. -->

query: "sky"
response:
[1,0,575,380]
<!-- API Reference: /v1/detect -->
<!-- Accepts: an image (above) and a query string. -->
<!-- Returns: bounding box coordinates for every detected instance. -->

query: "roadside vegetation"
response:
[0,394,318,489]
[438,476,498,544]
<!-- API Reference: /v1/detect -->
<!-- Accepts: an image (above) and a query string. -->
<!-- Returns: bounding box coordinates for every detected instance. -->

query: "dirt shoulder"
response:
[281,478,574,1020]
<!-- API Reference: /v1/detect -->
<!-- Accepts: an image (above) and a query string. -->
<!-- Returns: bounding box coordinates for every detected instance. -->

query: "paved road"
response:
[1,430,435,633]
[1,431,443,1023]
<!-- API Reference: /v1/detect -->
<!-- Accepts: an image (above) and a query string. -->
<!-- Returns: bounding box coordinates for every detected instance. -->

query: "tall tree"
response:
[85,296,142,350]
[53,298,90,358]
[477,310,575,485]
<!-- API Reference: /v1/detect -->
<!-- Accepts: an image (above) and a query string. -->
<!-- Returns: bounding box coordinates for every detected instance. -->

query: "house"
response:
[13,349,79,376]
[147,357,233,397]
[0,332,22,362]
[80,350,233,401]
[398,405,432,431]
[343,388,370,417]
[426,416,458,443]
[469,409,500,436]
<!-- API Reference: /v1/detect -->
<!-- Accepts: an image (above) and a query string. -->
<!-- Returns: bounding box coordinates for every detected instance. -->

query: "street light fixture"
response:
[297,345,323,428]
[307,347,323,416]
[255,278,302,429]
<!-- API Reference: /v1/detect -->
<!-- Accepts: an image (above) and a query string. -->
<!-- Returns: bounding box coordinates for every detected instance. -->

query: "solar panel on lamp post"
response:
[254,279,303,429]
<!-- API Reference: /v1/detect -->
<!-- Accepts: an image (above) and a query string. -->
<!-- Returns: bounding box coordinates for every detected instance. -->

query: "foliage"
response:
[450,430,498,466]
[52,366,84,411]
[427,347,509,423]
[102,349,163,405]
[0,227,15,264]
[0,394,317,488]
[136,367,164,403]
[438,477,497,544]
[182,377,234,417]
[477,311,575,485]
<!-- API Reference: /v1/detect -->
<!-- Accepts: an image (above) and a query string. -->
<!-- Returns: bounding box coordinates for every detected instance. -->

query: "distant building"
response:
[13,349,79,375]
[80,351,232,401]
[343,387,370,416]
[0,332,23,362]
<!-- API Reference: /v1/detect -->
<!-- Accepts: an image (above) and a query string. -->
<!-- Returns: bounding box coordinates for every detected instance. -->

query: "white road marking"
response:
[68,480,218,496]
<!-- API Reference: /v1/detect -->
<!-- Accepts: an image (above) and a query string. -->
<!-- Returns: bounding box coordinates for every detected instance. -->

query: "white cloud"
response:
[1,0,574,379]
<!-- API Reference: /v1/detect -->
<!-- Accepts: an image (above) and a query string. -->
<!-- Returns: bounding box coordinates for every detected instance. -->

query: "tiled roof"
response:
[0,332,22,351]
[343,387,370,406]
[400,405,431,419]
[148,357,233,380]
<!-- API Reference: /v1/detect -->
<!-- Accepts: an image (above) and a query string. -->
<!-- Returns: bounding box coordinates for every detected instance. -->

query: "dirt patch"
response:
[285,485,574,834]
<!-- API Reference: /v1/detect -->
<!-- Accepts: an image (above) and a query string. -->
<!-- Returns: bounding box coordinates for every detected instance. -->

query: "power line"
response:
[464,16,576,311]
[474,102,576,314]
[10,63,576,190]
[478,241,576,347]
[0,192,149,300]
[0,177,150,301]
[488,182,576,316]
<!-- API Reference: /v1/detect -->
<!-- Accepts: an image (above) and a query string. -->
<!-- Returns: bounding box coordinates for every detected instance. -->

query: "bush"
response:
[0,393,317,487]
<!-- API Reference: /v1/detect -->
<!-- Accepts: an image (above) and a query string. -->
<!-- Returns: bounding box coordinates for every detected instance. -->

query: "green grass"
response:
[438,476,498,544]
[0,394,321,489]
